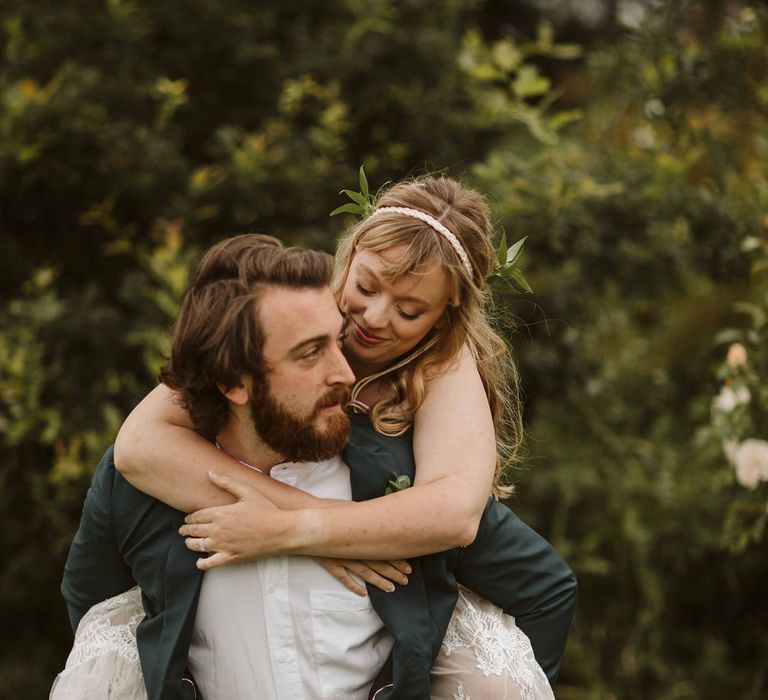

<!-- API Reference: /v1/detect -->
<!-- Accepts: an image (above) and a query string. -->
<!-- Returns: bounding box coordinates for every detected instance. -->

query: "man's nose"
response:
[328,343,356,387]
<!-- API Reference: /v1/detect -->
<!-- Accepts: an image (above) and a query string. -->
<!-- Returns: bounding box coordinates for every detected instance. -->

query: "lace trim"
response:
[67,587,144,667]
[452,680,472,700]
[441,589,542,700]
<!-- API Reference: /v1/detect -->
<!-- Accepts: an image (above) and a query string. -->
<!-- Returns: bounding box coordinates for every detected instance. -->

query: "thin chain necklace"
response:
[214,441,264,473]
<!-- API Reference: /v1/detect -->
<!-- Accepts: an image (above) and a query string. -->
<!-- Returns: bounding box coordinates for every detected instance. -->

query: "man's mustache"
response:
[314,386,352,415]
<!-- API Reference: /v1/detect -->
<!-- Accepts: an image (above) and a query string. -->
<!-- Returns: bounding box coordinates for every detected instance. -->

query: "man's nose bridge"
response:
[327,343,354,385]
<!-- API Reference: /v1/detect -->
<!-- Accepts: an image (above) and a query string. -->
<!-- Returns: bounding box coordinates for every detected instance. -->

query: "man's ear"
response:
[219,378,251,406]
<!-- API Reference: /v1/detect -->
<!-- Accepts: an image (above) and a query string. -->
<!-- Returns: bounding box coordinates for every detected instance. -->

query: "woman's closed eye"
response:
[355,281,375,296]
[396,307,420,321]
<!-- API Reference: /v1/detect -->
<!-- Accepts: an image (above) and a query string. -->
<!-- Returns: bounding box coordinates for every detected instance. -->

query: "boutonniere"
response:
[384,474,412,495]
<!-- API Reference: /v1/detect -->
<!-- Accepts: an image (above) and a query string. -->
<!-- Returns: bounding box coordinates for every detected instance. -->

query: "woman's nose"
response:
[362,299,388,329]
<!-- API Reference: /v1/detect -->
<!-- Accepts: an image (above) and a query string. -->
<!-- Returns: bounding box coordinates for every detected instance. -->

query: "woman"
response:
[118,176,515,564]
[62,177,569,699]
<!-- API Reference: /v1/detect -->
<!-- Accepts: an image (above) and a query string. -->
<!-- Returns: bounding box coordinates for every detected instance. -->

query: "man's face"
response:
[250,286,356,462]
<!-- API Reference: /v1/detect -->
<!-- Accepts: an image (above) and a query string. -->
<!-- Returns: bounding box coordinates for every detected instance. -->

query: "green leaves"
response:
[489,232,532,294]
[458,26,582,146]
[330,165,374,218]
[384,474,412,495]
[512,65,551,99]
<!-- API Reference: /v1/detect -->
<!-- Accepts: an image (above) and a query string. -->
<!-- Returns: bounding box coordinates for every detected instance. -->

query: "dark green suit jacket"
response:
[62,416,576,700]
[62,447,201,700]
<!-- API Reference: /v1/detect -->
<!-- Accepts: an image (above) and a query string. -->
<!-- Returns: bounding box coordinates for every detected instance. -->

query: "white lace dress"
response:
[51,585,554,700]
[431,586,555,700]
[50,586,147,700]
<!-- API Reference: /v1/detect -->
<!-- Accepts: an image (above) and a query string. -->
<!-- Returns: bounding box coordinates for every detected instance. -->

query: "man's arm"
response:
[454,498,578,687]
[61,446,202,700]
[61,447,135,631]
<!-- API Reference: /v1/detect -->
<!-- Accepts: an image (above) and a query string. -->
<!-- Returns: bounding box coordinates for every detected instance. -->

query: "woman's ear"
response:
[219,378,251,406]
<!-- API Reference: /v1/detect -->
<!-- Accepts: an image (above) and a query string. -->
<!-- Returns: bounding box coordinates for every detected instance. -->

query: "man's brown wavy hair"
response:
[159,233,334,440]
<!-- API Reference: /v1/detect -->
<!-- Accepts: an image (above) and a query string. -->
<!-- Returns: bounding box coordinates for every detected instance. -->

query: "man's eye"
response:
[302,347,321,360]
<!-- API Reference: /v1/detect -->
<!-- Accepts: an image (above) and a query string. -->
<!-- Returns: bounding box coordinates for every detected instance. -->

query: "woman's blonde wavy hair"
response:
[333,176,522,497]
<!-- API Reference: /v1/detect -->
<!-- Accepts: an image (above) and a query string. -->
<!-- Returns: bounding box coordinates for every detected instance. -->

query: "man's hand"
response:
[314,557,411,596]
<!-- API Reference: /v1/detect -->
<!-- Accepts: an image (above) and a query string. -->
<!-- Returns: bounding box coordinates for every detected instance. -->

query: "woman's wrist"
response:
[285,507,327,555]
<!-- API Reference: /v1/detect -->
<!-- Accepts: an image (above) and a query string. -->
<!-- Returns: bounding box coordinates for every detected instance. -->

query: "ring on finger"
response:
[199,537,208,553]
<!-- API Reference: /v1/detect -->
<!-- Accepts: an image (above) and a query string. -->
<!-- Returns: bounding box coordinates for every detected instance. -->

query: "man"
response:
[62,234,391,699]
[61,234,576,700]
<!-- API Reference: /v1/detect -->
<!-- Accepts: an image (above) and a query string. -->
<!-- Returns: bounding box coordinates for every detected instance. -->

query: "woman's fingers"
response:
[182,534,235,570]
[179,523,211,538]
[184,535,214,552]
[365,560,411,586]
[346,562,397,593]
[315,557,411,594]
[315,558,368,596]
[208,471,254,500]
[196,552,231,571]
[183,507,217,526]
[381,559,412,577]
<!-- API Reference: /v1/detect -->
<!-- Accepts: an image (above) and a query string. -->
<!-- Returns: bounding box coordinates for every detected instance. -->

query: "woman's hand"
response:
[314,557,412,596]
[179,471,288,570]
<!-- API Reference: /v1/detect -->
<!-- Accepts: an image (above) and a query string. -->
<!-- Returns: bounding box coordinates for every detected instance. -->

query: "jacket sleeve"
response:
[454,498,578,686]
[60,447,136,632]
[60,447,201,700]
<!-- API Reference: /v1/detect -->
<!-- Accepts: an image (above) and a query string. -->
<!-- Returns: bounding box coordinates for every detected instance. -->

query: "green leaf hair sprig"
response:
[330,165,375,218]
[488,230,533,295]
[330,166,532,296]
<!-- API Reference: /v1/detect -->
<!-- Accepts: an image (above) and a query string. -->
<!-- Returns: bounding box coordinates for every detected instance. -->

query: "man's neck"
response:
[216,415,285,474]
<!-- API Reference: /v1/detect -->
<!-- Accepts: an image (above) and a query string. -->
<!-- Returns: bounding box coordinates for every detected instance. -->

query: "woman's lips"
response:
[353,322,386,346]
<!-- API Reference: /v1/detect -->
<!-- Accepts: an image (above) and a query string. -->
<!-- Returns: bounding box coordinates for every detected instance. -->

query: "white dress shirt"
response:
[187,455,394,699]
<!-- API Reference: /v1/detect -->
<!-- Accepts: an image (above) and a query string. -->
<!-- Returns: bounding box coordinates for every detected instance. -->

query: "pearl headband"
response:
[367,206,473,276]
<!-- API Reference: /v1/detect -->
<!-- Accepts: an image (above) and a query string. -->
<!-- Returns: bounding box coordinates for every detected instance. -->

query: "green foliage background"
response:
[1,1,766,697]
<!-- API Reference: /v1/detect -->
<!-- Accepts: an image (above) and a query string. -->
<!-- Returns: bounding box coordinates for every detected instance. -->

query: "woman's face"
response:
[341,245,452,376]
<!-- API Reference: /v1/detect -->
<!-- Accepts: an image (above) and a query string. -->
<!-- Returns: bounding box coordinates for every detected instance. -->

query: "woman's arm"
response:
[114,384,326,512]
[181,346,498,564]
[116,385,412,593]
[410,344,497,536]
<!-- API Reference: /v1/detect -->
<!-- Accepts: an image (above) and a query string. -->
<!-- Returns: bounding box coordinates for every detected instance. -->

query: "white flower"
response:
[713,385,751,413]
[726,343,748,367]
[723,439,739,463]
[733,439,768,490]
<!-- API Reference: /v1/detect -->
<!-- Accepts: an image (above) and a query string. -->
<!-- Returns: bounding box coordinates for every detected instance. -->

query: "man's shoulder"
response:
[89,445,177,515]
[89,445,135,493]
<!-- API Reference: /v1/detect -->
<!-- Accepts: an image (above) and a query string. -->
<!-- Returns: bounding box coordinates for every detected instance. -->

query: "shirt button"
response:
[276,650,290,664]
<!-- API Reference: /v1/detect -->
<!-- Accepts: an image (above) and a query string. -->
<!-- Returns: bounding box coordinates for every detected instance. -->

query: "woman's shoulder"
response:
[427,343,478,383]
[420,344,483,405]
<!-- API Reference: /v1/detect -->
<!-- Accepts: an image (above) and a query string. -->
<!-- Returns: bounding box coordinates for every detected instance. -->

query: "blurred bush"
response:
[1,1,766,697]
[469,4,768,697]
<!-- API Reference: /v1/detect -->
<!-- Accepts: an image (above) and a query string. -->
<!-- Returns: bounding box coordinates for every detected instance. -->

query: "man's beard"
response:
[249,384,351,463]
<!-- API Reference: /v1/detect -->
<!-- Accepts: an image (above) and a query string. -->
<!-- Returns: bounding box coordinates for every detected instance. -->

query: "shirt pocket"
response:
[309,589,392,699]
